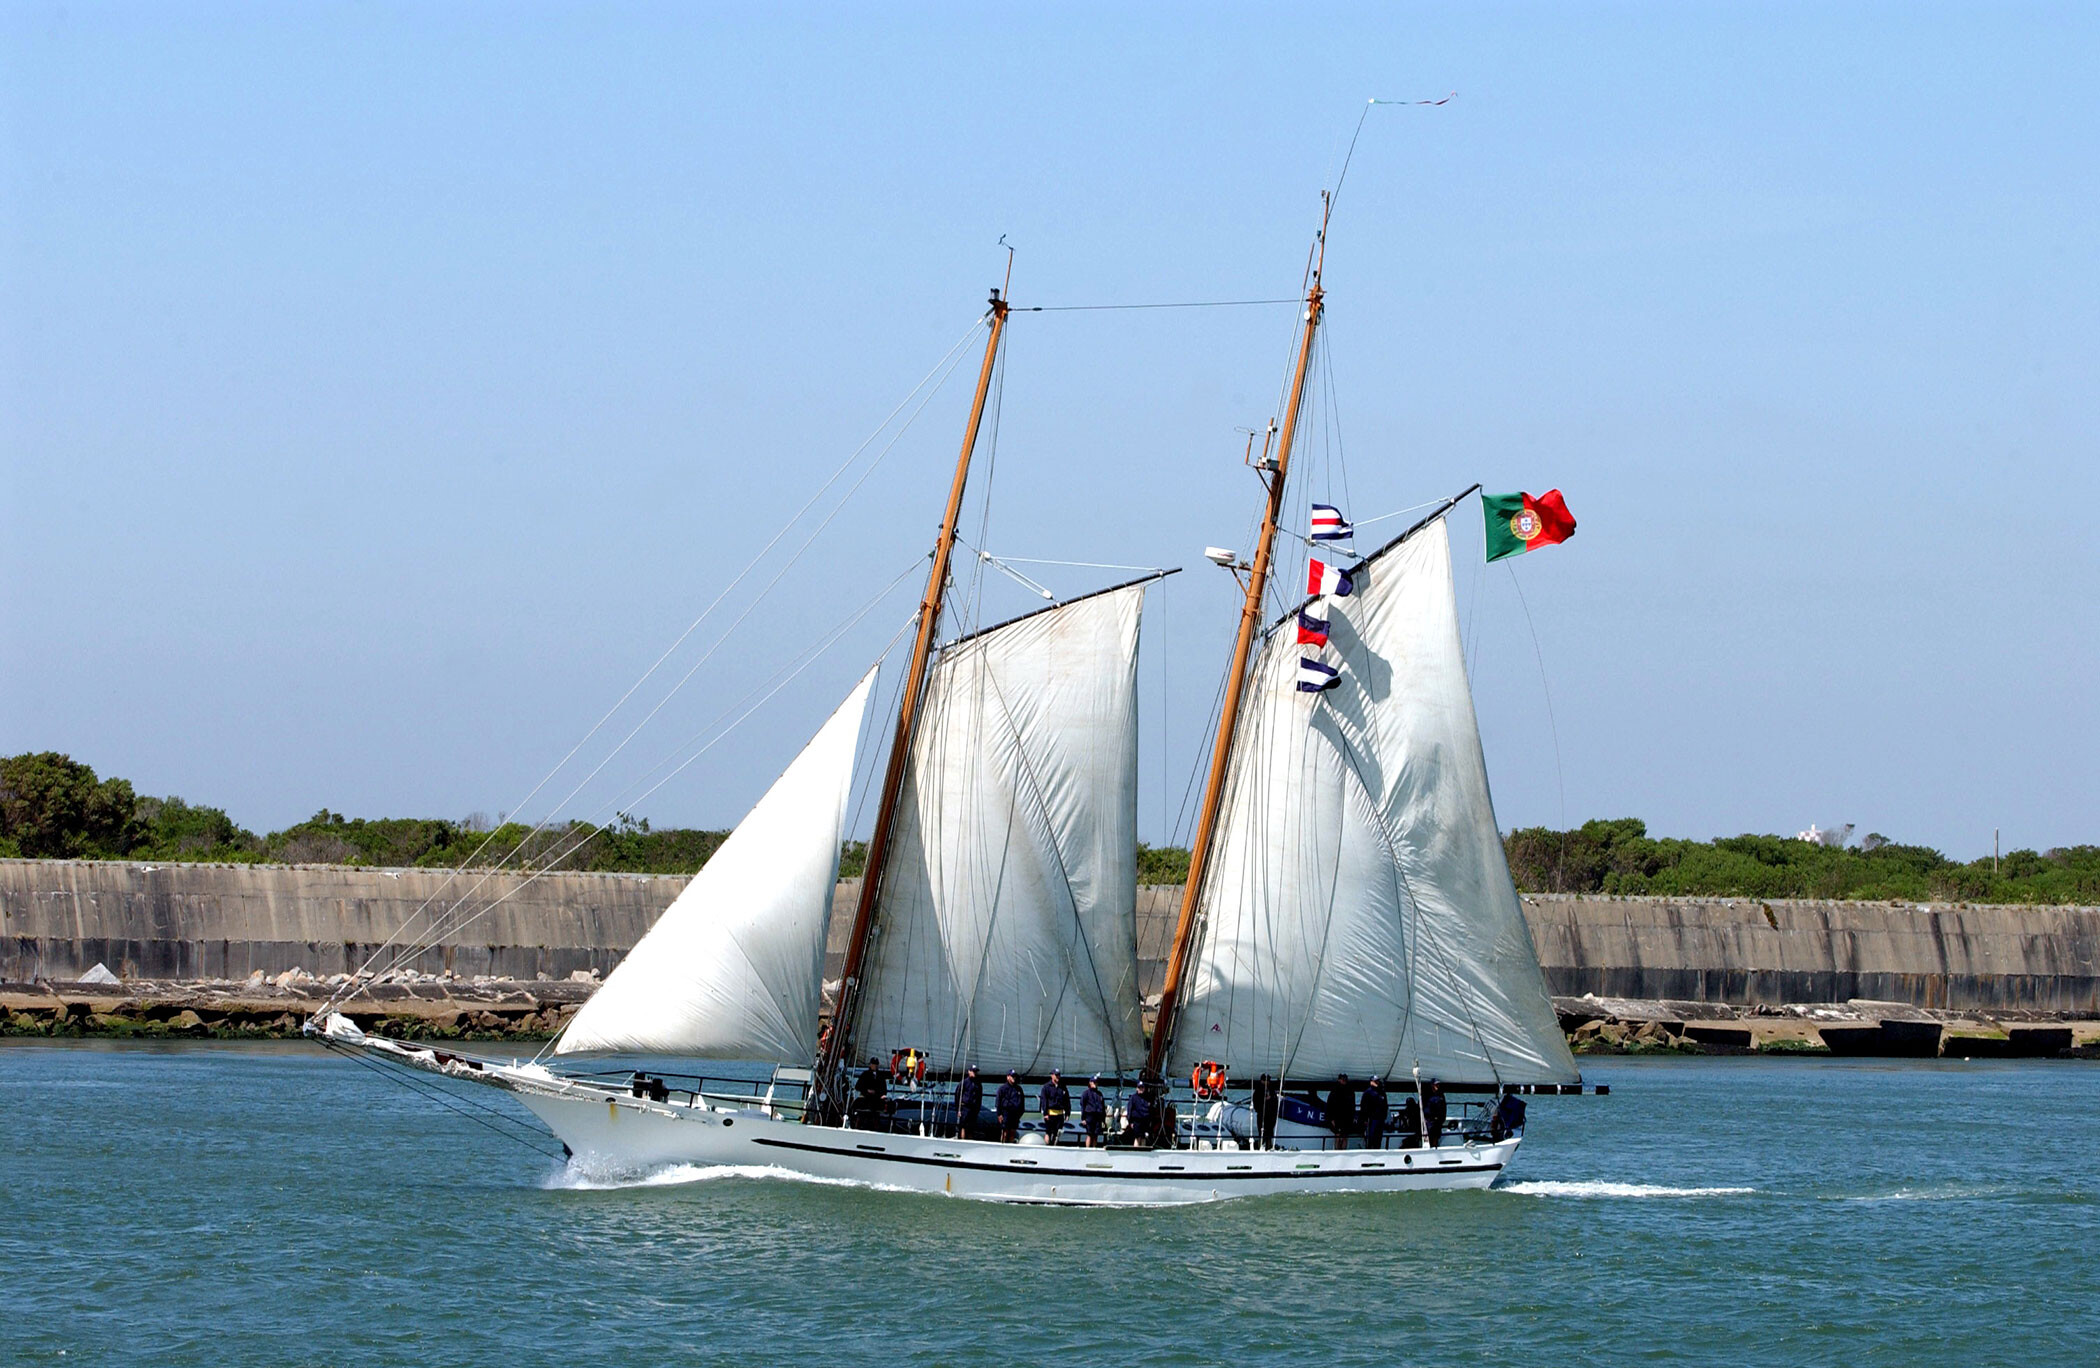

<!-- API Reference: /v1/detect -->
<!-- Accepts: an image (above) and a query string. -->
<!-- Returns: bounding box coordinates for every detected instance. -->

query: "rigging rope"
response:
[352,318,991,983]
[326,325,985,1011]
[1330,93,1455,212]
[1012,298,1298,313]
[1505,564,1567,829]
[333,559,925,1007]
[320,1039,566,1160]
[985,554,1170,573]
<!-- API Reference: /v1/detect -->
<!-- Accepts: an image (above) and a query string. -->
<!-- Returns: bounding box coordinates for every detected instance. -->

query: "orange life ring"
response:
[1191,1060,1227,1100]
[890,1048,928,1086]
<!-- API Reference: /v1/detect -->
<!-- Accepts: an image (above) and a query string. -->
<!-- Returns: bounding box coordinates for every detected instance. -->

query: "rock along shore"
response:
[0,971,592,1044]
[4,974,2096,1061]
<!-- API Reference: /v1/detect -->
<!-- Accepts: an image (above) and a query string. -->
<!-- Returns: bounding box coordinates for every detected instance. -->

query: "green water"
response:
[3,1043,2094,1366]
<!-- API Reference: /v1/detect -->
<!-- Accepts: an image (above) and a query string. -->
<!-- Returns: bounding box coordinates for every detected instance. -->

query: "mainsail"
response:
[848,582,1150,1077]
[1167,515,1577,1086]
[555,669,878,1060]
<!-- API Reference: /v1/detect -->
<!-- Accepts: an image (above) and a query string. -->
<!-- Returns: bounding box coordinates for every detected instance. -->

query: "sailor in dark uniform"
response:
[1422,1077,1448,1148]
[1123,1084,1156,1148]
[1358,1076,1388,1149]
[1325,1073,1355,1150]
[1250,1073,1279,1149]
[1039,1070,1071,1146]
[852,1057,889,1131]
[995,1070,1026,1143]
[1080,1076,1107,1147]
[1395,1092,1422,1148]
[1490,1090,1527,1142]
[953,1064,983,1139]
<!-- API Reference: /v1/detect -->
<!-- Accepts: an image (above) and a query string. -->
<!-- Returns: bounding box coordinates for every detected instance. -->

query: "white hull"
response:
[319,1021,1519,1206]
[517,1088,1515,1205]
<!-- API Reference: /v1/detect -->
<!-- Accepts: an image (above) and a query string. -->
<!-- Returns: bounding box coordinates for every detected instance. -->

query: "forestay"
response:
[850,583,1149,1077]
[555,669,878,1060]
[1167,516,1577,1086]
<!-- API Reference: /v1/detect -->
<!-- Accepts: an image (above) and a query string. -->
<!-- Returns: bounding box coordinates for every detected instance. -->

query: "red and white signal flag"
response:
[1309,504,1353,542]
[1307,559,1355,597]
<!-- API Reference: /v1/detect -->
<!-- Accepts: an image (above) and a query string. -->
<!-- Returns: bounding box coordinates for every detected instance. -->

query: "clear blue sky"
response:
[4,3,2094,859]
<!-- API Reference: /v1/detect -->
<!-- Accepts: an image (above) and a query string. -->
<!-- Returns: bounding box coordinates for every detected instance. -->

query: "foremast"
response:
[1146,197,1331,1076]
[816,287,1010,1104]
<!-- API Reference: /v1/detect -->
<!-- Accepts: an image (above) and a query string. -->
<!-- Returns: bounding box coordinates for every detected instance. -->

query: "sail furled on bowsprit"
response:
[850,582,1151,1078]
[1167,515,1577,1086]
[555,669,879,1060]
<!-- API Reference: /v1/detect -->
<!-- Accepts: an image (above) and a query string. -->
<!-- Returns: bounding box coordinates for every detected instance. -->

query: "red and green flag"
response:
[1483,489,1576,563]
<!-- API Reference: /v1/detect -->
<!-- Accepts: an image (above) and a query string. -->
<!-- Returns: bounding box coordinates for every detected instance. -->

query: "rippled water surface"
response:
[4,1044,2094,1365]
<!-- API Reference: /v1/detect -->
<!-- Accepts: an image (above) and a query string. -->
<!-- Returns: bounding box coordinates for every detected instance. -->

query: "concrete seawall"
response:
[5,860,2096,1014]
[1524,895,2100,1015]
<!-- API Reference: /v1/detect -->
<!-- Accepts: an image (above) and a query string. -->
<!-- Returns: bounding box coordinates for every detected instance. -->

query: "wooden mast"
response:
[818,287,1010,1098]
[1147,198,1331,1076]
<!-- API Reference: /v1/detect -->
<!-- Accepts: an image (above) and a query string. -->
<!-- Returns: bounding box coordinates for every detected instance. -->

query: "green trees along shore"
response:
[2,752,2094,904]
[1503,818,2097,906]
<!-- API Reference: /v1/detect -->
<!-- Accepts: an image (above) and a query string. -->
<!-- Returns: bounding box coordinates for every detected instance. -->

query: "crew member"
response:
[1395,1092,1422,1148]
[1123,1083,1156,1148]
[1325,1073,1355,1150]
[1358,1076,1388,1149]
[1250,1073,1279,1149]
[1422,1077,1448,1149]
[1490,1090,1527,1142]
[995,1070,1026,1143]
[1080,1076,1107,1147]
[852,1056,889,1131]
[1039,1070,1070,1146]
[954,1064,983,1140]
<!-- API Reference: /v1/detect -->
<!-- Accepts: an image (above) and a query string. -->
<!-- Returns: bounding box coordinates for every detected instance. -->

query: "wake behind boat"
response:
[312,181,1588,1206]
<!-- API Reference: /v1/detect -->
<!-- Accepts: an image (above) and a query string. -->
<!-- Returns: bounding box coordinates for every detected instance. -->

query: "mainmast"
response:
[1147,198,1330,1075]
[817,287,1010,1097]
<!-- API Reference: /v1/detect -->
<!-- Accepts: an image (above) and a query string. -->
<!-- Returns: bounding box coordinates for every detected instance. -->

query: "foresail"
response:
[850,583,1149,1077]
[1168,516,1577,1086]
[555,668,878,1060]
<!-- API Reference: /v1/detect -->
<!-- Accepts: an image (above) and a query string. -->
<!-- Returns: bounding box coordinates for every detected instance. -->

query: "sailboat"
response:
[312,192,1583,1206]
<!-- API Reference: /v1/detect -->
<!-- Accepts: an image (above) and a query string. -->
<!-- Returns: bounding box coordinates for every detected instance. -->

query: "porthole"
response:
[722,1118,734,1128]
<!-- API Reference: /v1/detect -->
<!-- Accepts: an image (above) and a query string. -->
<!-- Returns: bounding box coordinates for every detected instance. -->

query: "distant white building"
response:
[1796,823,1854,848]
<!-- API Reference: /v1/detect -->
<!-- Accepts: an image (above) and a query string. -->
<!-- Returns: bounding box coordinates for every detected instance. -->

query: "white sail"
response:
[1169,516,1577,1085]
[555,669,878,1060]
[850,583,1149,1077]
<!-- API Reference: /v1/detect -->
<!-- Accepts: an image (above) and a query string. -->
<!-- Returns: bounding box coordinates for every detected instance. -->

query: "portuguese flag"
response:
[1483,489,1576,563]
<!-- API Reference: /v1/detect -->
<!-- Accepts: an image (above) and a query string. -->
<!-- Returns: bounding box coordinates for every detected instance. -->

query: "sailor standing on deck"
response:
[1490,1090,1527,1142]
[1325,1073,1356,1150]
[852,1057,889,1130]
[1039,1070,1070,1146]
[1422,1078,1448,1149]
[995,1070,1026,1143]
[953,1065,983,1140]
[1250,1073,1279,1149]
[1123,1083,1156,1148]
[1080,1076,1107,1147]
[1395,1092,1422,1148]
[1358,1076,1388,1150]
